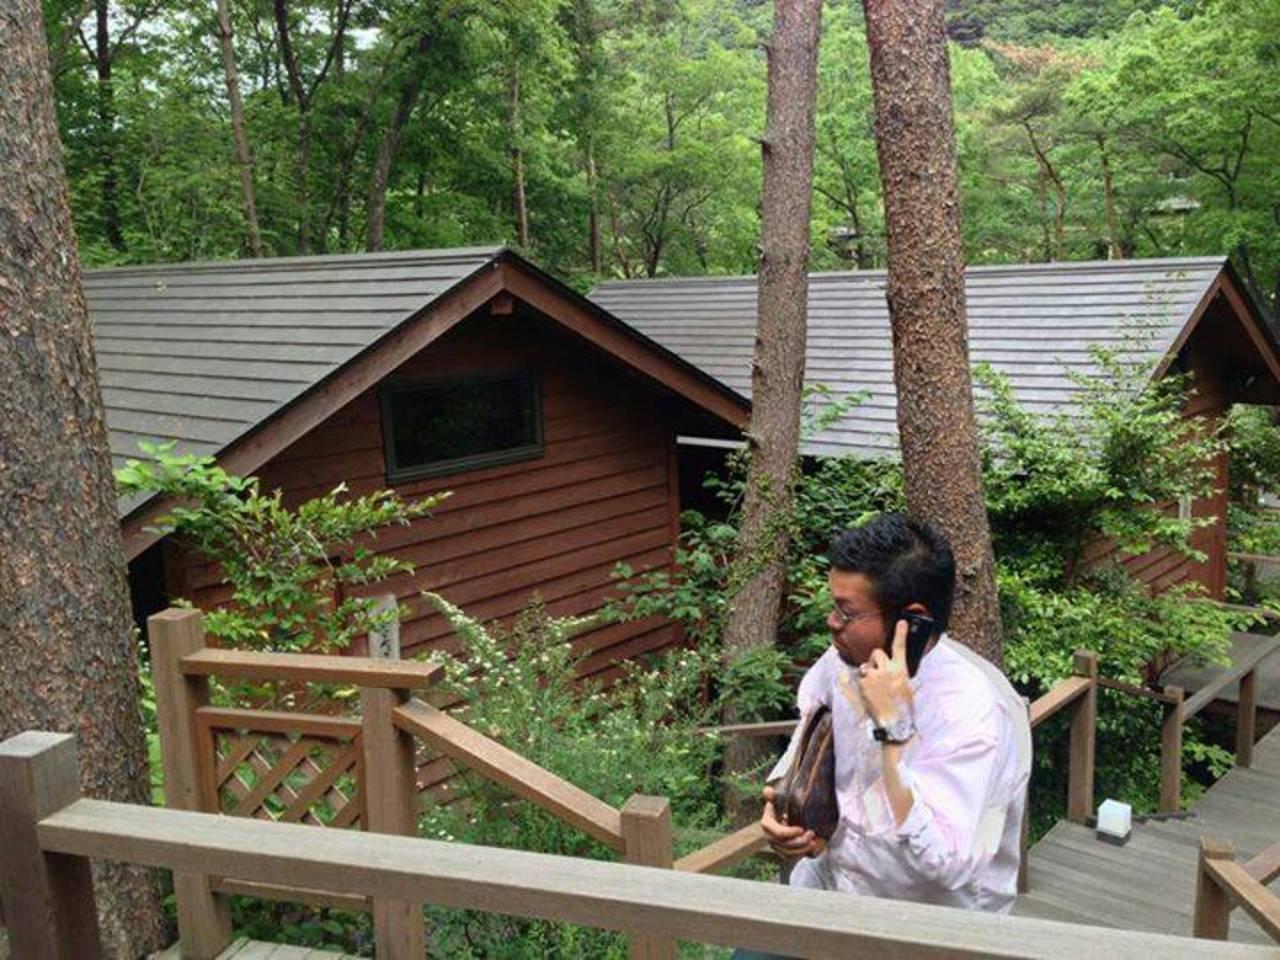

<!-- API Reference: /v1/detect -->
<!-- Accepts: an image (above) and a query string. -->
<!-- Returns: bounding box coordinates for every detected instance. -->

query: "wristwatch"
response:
[870,713,916,745]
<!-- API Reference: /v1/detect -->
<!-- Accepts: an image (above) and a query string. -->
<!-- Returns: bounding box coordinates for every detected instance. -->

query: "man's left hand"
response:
[858,618,914,726]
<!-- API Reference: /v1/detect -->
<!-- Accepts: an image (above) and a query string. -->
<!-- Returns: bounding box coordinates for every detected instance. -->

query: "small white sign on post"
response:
[368,594,401,660]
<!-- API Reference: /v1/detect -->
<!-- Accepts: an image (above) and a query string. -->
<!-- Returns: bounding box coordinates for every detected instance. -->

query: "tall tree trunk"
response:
[367,35,431,252]
[216,0,264,257]
[862,0,1003,664]
[720,0,823,821]
[95,0,125,251]
[1096,134,1122,260]
[587,137,603,272]
[0,2,168,954]
[274,0,311,252]
[509,61,529,248]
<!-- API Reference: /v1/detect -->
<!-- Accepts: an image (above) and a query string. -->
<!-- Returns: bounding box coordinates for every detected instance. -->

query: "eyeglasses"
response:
[831,605,880,629]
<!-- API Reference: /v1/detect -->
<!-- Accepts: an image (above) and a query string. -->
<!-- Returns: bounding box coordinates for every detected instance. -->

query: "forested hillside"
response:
[50,0,1278,312]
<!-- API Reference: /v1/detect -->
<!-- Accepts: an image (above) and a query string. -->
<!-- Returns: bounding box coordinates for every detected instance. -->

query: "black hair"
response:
[828,513,956,634]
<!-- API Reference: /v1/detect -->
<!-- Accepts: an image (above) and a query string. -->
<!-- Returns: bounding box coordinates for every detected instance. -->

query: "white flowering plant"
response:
[418,593,735,957]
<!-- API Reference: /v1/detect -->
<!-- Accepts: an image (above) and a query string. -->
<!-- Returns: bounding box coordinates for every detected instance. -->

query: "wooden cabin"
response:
[93,248,747,677]
[591,257,1280,600]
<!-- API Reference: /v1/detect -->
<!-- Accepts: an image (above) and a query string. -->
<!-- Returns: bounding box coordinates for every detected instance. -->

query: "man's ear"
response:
[903,601,930,617]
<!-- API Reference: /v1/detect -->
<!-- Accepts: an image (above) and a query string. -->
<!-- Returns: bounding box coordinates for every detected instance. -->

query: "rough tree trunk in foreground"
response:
[862,0,1003,663]
[216,0,264,257]
[0,3,168,954]
[721,0,823,817]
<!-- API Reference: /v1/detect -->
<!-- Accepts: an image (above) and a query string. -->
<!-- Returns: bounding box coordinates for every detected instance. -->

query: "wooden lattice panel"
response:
[196,707,365,829]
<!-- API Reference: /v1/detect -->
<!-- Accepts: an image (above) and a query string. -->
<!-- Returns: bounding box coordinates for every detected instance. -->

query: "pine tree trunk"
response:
[1097,134,1122,260]
[587,138,603,273]
[216,0,264,257]
[720,0,823,822]
[862,0,1003,664]
[509,61,530,248]
[367,35,431,253]
[0,3,168,954]
[95,0,125,252]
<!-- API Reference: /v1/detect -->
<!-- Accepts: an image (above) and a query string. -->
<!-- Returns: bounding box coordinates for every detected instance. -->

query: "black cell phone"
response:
[888,611,935,678]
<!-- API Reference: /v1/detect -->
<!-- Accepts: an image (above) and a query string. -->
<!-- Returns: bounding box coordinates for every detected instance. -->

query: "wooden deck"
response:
[1015,722,1280,943]
[152,936,361,959]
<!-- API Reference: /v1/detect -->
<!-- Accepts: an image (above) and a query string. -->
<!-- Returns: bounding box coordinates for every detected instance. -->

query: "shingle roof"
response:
[589,257,1230,459]
[87,246,502,515]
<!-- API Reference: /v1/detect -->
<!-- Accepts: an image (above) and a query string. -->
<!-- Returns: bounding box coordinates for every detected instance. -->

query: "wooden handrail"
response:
[1028,676,1092,728]
[1195,838,1280,943]
[1245,841,1280,886]
[392,698,625,851]
[700,720,798,738]
[1096,676,1182,704]
[1182,636,1280,719]
[180,647,443,689]
[28,797,1272,959]
[675,823,770,875]
[1227,551,1280,565]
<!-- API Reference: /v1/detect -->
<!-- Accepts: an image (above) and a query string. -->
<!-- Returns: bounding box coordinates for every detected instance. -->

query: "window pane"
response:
[385,374,540,477]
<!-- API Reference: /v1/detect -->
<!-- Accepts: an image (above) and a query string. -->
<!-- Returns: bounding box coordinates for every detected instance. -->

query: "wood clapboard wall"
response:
[171,313,682,680]
[1082,313,1231,600]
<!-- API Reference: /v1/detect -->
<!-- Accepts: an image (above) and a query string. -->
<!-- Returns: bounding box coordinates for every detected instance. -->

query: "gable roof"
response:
[589,257,1279,459]
[87,247,748,556]
[91,246,502,475]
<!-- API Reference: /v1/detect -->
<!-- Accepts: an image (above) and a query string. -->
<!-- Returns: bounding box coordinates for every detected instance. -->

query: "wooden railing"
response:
[5,732,1279,960]
[1193,836,1280,943]
[148,606,764,959]
[1149,631,1280,813]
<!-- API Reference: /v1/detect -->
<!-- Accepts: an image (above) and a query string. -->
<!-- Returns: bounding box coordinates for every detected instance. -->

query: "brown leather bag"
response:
[772,704,840,841]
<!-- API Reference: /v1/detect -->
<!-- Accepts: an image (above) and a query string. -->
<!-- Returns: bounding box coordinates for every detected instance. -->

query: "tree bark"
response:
[94,0,125,252]
[0,2,168,954]
[216,0,264,257]
[509,60,530,248]
[1096,133,1122,260]
[720,0,823,821]
[587,137,603,272]
[862,0,1003,664]
[367,34,432,252]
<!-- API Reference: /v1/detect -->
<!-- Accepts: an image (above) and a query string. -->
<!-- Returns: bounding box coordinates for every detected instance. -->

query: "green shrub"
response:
[117,440,444,653]
[418,593,731,958]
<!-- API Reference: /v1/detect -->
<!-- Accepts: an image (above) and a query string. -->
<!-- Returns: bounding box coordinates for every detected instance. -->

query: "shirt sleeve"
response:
[889,712,1004,890]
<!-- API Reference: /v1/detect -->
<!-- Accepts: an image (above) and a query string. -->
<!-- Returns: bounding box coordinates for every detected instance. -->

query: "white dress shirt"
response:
[769,635,1032,913]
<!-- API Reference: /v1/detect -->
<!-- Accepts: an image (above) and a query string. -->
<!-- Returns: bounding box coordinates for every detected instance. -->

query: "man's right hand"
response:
[760,785,821,859]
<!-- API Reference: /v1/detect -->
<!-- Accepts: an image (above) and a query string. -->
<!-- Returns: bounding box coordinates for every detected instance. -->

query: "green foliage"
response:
[1225,405,1280,605]
[976,338,1226,583]
[48,0,1280,313]
[116,440,444,653]
[418,592,727,957]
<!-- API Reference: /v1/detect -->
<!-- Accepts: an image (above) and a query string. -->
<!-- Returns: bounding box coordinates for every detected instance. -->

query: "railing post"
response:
[622,795,676,960]
[0,732,101,959]
[1193,837,1234,939]
[1159,685,1184,814]
[1237,667,1257,769]
[1018,696,1031,894]
[1067,651,1098,824]
[149,607,233,957]
[361,686,426,957]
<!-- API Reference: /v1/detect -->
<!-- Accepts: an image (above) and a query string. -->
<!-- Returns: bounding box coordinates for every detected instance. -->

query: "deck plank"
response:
[1019,723,1280,944]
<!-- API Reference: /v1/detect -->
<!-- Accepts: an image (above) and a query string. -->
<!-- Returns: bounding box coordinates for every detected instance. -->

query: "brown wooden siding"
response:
[175,311,682,677]
[1083,317,1231,600]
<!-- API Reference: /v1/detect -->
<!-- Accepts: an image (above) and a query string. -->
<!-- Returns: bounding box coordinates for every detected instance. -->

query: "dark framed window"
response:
[380,371,543,482]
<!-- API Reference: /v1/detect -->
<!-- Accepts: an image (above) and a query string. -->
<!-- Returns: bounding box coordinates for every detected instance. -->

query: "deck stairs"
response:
[1014,722,1280,944]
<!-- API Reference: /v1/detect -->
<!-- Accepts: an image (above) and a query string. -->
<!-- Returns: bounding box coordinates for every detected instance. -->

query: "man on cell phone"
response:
[758,513,1031,914]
